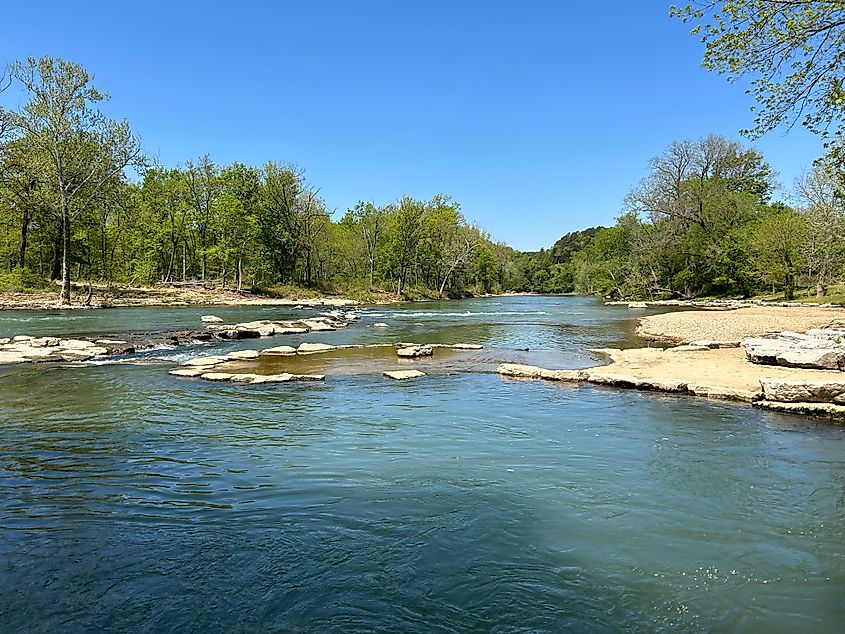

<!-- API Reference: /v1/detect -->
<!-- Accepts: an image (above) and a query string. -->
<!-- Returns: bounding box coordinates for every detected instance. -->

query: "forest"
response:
[2,50,845,303]
[0,59,537,303]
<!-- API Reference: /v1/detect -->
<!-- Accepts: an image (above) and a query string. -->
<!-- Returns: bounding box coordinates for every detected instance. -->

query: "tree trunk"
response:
[60,206,71,305]
[19,214,30,270]
[785,274,795,301]
[50,234,62,280]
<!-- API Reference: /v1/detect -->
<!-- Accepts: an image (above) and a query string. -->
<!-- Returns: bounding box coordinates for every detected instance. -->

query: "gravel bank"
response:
[636,306,845,344]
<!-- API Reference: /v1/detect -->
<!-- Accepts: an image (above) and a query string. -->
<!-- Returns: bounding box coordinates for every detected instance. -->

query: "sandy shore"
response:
[501,304,845,421]
[636,306,845,344]
[0,284,359,310]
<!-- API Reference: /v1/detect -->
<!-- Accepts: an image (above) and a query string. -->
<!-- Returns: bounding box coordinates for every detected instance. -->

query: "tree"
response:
[672,1,845,138]
[796,164,845,296]
[750,209,806,299]
[4,57,143,303]
[350,201,386,286]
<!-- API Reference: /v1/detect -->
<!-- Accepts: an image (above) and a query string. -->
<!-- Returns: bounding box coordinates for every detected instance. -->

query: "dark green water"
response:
[1,296,843,632]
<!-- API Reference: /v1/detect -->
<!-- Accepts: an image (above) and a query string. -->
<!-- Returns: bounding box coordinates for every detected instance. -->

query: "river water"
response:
[0,296,843,632]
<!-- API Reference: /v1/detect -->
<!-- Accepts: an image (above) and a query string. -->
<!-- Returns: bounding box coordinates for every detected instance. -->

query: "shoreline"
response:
[0,285,547,311]
[500,305,845,421]
[0,284,363,311]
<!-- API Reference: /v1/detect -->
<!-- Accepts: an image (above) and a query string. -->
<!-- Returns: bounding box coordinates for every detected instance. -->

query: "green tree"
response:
[672,1,845,138]
[3,56,143,303]
[750,209,806,299]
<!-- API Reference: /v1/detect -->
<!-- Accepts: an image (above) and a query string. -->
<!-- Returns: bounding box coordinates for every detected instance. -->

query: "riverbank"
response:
[636,305,845,344]
[0,283,361,310]
[500,304,845,420]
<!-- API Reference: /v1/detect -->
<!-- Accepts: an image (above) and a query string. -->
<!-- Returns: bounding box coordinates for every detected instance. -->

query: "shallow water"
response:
[1,296,843,632]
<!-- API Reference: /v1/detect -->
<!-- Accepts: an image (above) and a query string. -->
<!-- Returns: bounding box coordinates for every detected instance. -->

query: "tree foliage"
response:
[671,1,845,138]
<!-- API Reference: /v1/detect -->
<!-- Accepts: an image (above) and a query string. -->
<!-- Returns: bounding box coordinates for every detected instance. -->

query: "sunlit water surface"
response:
[1,296,843,632]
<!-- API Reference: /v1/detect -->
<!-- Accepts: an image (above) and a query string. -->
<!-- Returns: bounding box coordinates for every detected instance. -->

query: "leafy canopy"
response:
[671,1,845,138]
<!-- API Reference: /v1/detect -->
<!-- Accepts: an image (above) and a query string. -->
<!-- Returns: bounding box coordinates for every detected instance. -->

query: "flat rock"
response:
[397,345,433,358]
[687,383,761,402]
[384,370,426,380]
[775,348,845,370]
[216,328,261,340]
[260,345,297,355]
[62,339,95,350]
[291,374,326,381]
[0,351,28,364]
[297,342,336,354]
[755,400,845,419]
[450,343,483,350]
[585,370,688,392]
[301,319,336,332]
[183,355,230,366]
[200,372,234,381]
[689,340,741,349]
[30,337,61,348]
[169,367,206,377]
[251,373,294,384]
[273,326,309,335]
[373,322,390,328]
[759,378,845,403]
[226,350,260,360]
[201,315,224,323]
[497,363,585,382]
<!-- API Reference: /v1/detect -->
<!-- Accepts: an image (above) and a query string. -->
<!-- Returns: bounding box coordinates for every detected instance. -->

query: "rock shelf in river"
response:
[0,336,134,364]
[0,310,363,366]
[497,341,845,420]
[170,341,484,384]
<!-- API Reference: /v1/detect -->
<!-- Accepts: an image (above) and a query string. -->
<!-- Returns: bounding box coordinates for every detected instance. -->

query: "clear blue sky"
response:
[0,1,825,250]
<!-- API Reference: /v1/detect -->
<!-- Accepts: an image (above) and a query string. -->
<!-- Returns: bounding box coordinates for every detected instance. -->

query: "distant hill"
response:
[548,226,604,263]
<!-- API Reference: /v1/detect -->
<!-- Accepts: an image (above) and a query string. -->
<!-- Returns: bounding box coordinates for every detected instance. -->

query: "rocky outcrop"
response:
[204,311,359,340]
[743,330,845,370]
[0,336,117,364]
[759,378,845,403]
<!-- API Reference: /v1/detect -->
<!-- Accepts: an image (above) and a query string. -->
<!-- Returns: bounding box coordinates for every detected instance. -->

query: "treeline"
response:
[0,57,528,303]
[523,134,845,300]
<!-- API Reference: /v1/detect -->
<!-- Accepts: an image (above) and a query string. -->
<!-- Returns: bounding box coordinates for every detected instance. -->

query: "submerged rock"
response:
[201,315,224,323]
[373,322,390,328]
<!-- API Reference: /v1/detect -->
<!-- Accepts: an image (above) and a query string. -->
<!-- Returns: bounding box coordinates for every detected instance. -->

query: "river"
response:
[0,296,843,632]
